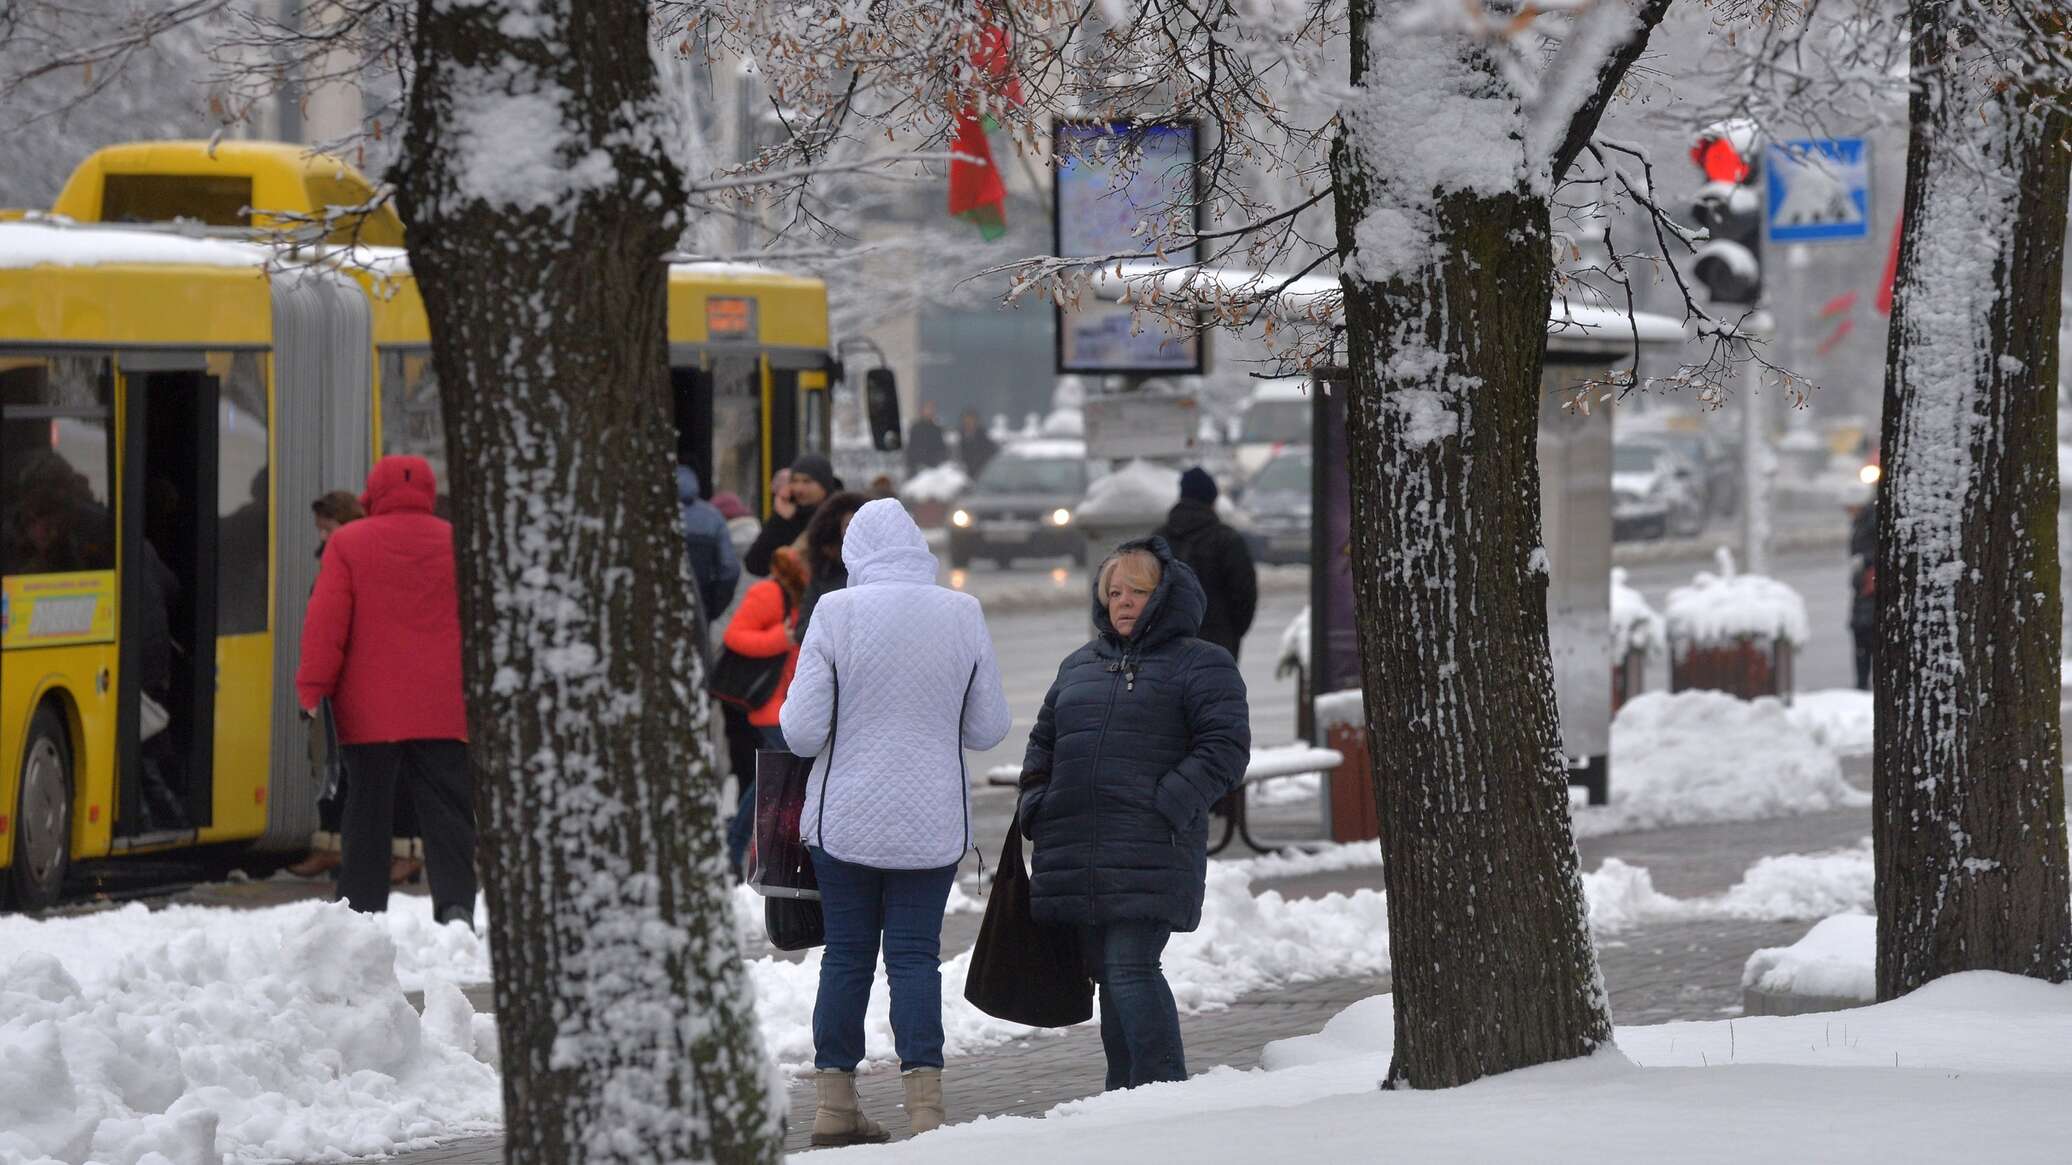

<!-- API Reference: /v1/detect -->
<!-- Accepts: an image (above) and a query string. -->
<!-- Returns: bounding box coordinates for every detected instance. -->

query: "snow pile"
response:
[1077,459,1180,523]
[1277,605,1310,674]
[0,903,498,1165]
[1742,914,1878,1004]
[1041,407,1085,438]
[1713,839,1874,920]
[1664,550,1811,648]
[1577,691,1867,837]
[1610,567,1665,657]
[1786,689,1875,755]
[898,463,970,504]
[742,863,1390,1073]
[861,973,2072,1162]
[0,897,490,994]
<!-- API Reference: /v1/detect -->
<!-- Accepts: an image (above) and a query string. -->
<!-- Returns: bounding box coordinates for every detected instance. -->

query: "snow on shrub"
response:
[1785,689,1875,756]
[898,462,969,504]
[1610,567,1665,657]
[1663,548,1810,649]
[1580,690,1868,836]
[1077,459,1181,523]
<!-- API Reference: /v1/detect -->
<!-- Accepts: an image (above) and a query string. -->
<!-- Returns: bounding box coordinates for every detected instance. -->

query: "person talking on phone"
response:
[743,454,843,577]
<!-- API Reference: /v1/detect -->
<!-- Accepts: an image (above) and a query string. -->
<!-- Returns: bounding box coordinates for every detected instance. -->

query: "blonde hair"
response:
[1098,548,1162,596]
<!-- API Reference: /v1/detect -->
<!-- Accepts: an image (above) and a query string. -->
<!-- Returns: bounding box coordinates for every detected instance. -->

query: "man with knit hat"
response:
[1154,466,1258,660]
[744,453,844,577]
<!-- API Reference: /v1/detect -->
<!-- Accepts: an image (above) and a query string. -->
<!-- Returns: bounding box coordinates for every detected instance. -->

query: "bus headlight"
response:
[1049,508,1073,527]
[951,509,973,529]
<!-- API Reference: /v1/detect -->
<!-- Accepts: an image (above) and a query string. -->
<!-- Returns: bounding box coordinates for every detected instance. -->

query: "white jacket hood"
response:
[843,498,938,587]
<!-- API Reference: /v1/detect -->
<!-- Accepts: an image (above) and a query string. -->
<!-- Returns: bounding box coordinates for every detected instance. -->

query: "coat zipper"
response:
[1085,647,1130,916]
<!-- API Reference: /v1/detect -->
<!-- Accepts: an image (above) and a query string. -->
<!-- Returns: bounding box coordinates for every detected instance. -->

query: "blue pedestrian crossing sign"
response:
[1766,138,1870,242]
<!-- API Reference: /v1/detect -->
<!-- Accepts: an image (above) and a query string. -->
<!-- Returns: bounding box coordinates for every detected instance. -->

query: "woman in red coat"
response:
[296,455,476,927]
[721,546,807,872]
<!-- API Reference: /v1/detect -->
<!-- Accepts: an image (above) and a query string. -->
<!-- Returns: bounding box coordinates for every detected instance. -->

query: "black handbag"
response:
[753,663,841,950]
[707,591,792,710]
[765,895,825,951]
[964,812,1093,1028]
[308,697,346,804]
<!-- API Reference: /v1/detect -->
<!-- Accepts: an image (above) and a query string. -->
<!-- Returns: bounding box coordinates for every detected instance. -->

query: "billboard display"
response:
[1053,121,1201,374]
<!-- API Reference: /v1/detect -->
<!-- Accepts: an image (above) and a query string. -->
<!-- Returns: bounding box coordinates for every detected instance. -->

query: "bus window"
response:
[379,349,448,494]
[1,354,116,578]
[102,174,253,228]
[212,352,270,635]
[710,353,761,516]
[304,174,406,247]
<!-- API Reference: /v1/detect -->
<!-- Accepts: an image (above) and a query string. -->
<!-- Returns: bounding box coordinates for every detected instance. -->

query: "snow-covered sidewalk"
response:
[812,973,2072,1163]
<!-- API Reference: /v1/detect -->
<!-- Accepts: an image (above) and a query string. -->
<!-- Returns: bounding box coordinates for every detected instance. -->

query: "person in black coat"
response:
[1017,536,1250,1090]
[1153,467,1258,661]
[904,401,950,474]
[743,454,843,577]
[957,409,999,478]
[1848,492,1878,691]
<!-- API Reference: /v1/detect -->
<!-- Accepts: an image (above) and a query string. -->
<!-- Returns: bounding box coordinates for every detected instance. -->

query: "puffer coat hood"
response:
[843,497,938,587]
[780,497,1013,868]
[360,455,438,517]
[1091,536,1206,650]
[1020,536,1250,931]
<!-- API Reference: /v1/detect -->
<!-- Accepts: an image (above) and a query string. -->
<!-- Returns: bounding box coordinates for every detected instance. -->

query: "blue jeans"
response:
[809,846,958,1071]
[729,726,789,876]
[1080,921,1186,1090]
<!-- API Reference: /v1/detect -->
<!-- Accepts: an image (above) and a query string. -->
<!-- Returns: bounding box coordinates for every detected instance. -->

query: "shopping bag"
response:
[707,646,789,711]
[746,748,821,901]
[964,813,1093,1028]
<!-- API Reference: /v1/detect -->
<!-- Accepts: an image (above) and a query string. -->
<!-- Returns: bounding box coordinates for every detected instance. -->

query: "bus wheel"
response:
[8,705,74,912]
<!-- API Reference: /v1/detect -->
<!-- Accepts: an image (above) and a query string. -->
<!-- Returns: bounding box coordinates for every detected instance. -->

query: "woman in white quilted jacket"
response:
[780,497,1012,1144]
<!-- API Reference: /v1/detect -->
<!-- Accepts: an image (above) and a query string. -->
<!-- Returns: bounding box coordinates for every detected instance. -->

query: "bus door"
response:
[115,353,220,839]
[675,349,767,517]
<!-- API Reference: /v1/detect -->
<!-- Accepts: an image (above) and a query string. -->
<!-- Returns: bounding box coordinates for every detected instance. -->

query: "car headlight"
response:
[951,509,972,529]
[1858,463,1881,485]
[1049,507,1072,527]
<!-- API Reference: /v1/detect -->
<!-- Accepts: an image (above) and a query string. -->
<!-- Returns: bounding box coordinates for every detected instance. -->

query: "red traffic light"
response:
[1691,137,1751,184]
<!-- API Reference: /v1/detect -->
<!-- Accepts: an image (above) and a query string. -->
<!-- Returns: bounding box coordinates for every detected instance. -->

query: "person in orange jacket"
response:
[722,546,809,873]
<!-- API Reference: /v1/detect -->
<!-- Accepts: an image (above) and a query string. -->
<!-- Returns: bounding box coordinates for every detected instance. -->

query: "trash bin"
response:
[1316,691,1378,844]
[1662,551,1807,704]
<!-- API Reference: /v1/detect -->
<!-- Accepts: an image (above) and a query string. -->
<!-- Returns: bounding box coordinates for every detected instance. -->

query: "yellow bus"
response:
[2,142,897,909]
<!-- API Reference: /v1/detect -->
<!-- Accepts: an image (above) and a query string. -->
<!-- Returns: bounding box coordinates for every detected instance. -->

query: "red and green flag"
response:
[947,22,1022,242]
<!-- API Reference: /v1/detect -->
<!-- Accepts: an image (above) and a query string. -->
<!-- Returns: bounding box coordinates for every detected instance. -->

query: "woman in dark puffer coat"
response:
[1018,536,1250,1090]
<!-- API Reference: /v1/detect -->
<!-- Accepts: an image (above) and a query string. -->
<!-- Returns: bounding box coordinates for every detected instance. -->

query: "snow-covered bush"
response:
[1077,459,1181,523]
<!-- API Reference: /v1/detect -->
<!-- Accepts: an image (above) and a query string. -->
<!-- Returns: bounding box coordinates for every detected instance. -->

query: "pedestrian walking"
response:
[795,490,868,645]
[957,408,999,478]
[720,545,809,874]
[1017,538,1250,1091]
[780,498,1012,1143]
[1154,467,1258,661]
[745,455,843,577]
[1849,491,1878,691]
[904,400,950,474]
[713,490,759,559]
[677,464,742,621]
[296,455,477,927]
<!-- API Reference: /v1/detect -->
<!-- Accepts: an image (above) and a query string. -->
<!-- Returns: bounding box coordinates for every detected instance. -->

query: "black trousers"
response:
[340,739,477,918]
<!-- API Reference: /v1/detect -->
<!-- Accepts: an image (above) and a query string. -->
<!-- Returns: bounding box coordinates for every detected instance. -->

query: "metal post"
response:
[1741,322,1772,576]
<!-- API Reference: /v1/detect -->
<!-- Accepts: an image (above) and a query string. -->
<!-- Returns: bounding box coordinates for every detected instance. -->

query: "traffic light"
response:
[1689,120,1764,307]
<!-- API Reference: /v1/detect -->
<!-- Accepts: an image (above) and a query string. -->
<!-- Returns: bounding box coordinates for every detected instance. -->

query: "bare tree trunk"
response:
[1330,0,1611,1089]
[394,3,781,1161]
[1873,0,2072,1001]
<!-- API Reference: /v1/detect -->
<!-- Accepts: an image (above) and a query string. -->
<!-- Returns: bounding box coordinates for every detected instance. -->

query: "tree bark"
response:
[1330,1,1612,1089]
[1873,0,2072,1001]
[394,3,781,1161]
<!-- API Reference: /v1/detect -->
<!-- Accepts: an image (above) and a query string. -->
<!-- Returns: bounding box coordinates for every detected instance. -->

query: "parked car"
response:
[1234,377,1312,482]
[947,439,1090,568]
[1621,419,1739,518]
[1613,442,1706,541]
[1238,447,1311,565]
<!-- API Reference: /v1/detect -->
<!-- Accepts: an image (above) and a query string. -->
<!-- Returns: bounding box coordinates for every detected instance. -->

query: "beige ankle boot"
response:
[902,1067,945,1135]
[811,1069,890,1147]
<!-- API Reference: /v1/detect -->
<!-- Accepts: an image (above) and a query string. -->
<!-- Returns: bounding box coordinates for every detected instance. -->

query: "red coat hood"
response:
[361,455,439,516]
